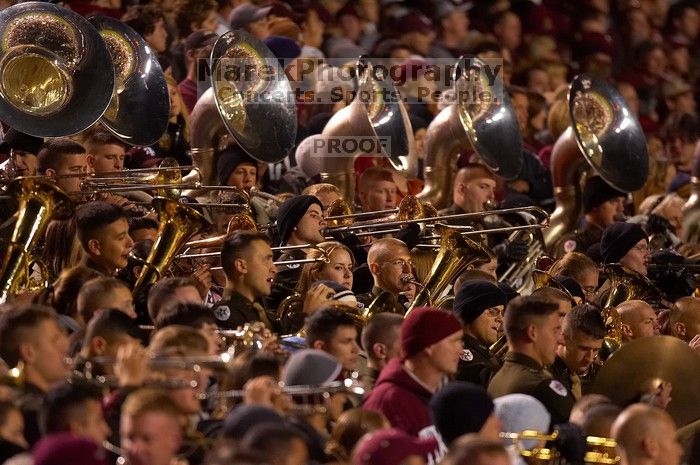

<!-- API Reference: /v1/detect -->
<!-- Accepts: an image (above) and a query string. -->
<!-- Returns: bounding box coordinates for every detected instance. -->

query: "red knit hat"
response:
[401,307,463,359]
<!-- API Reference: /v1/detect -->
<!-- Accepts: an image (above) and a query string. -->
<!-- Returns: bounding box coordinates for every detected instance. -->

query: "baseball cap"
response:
[229,3,272,29]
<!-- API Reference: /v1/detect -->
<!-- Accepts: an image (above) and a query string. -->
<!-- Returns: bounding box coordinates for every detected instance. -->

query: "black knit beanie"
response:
[430,381,494,446]
[276,195,323,245]
[216,145,258,185]
[600,222,647,264]
[582,176,626,213]
[453,280,507,324]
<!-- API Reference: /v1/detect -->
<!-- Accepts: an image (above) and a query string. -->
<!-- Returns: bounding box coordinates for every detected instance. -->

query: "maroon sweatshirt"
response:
[363,358,434,437]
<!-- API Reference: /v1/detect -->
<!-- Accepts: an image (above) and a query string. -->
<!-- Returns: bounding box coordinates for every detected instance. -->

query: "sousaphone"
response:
[545,74,648,250]
[182,29,297,193]
[419,56,523,209]
[88,16,170,146]
[319,56,417,201]
[0,2,114,136]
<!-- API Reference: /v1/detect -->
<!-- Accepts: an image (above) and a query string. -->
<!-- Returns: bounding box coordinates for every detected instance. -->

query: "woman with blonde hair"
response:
[297,241,356,295]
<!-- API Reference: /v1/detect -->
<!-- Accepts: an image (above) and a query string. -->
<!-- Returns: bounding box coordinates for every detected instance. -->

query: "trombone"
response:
[325,205,550,235]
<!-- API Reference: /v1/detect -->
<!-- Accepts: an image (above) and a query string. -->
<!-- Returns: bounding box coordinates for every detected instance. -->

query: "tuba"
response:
[0,178,71,303]
[0,2,114,136]
[182,29,296,197]
[602,263,668,310]
[88,15,169,146]
[319,57,417,201]
[132,198,209,297]
[406,223,494,314]
[545,74,649,251]
[418,56,522,209]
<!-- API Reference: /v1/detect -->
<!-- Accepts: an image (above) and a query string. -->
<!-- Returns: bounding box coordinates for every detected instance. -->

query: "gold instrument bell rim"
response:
[0,2,115,137]
[0,45,73,116]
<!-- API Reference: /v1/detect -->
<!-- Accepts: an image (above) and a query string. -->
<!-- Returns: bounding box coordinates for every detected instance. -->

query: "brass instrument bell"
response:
[0,178,71,303]
[0,2,114,136]
[88,15,169,146]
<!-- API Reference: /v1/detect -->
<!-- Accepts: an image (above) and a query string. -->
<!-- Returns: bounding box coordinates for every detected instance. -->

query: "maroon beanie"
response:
[401,307,463,359]
[34,433,109,465]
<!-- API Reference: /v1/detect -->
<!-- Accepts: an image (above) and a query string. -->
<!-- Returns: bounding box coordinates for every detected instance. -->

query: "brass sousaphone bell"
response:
[419,56,523,209]
[545,74,649,250]
[319,56,417,201]
[182,29,297,194]
[88,16,170,146]
[0,1,114,136]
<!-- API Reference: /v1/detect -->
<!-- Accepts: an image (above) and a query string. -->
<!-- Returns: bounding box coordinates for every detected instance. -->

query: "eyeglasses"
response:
[485,307,504,317]
[382,259,414,270]
[630,244,650,254]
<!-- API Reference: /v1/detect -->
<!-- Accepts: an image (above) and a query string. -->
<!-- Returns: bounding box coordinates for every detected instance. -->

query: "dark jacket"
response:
[213,290,278,332]
[488,352,575,426]
[17,382,45,447]
[455,335,501,388]
[554,222,604,258]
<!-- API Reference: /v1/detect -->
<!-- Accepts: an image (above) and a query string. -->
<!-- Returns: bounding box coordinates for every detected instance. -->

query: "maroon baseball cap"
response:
[353,428,438,465]
[399,10,434,35]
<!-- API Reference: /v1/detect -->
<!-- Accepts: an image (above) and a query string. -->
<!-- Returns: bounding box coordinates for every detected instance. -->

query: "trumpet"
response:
[500,430,619,465]
[197,378,365,400]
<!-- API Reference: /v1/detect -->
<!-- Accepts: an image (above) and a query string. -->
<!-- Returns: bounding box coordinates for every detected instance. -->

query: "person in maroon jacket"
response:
[362,307,463,446]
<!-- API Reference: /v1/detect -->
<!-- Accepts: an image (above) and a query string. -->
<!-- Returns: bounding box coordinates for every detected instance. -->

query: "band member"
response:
[548,252,600,303]
[531,286,575,318]
[360,313,403,389]
[600,222,650,275]
[0,306,70,446]
[302,184,342,215]
[611,404,683,465]
[551,304,607,400]
[276,195,326,248]
[452,280,507,388]
[556,176,626,256]
[154,303,220,355]
[296,242,355,295]
[146,277,202,323]
[216,145,273,225]
[439,163,496,221]
[77,277,136,325]
[488,296,575,425]
[357,238,414,313]
[0,128,43,178]
[119,388,186,465]
[82,126,127,174]
[363,307,464,438]
[267,195,326,309]
[77,309,144,379]
[43,382,112,445]
[357,167,398,213]
[305,307,361,372]
[37,138,91,195]
[75,202,134,276]
[617,300,660,342]
[668,297,700,350]
[215,230,277,329]
[127,217,159,243]
[430,382,501,446]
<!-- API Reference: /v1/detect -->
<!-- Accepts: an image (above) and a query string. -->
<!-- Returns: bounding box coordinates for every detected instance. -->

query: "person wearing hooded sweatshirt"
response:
[363,307,464,464]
